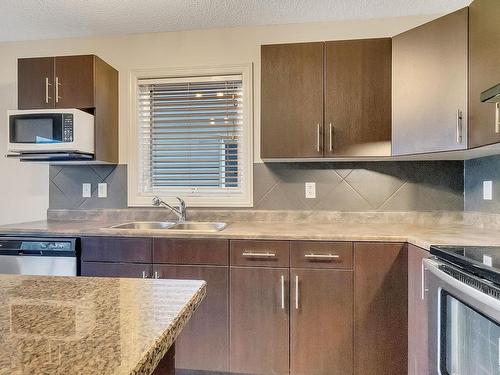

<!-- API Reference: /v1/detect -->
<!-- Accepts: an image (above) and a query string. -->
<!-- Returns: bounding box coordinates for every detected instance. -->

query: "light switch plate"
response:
[484,181,493,200]
[305,182,316,199]
[82,183,91,198]
[98,183,108,198]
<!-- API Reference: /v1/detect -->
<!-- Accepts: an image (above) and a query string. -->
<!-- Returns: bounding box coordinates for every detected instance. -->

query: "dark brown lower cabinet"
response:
[81,261,152,278]
[353,243,408,375]
[155,265,229,374]
[408,245,429,375]
[290,269,353,375]
[230,267,289,375]
[81,236,152,263]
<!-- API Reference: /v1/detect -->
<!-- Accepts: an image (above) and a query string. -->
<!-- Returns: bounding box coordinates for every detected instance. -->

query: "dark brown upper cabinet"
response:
[392,8,469,156]
[261,43,324,158]
[17,55,118,163]
[324,38,392,157]
[469,0,500,148]
[19,55,97,110]
[18,57,55,109]
[54,55,95,109]
[261,39,392,159]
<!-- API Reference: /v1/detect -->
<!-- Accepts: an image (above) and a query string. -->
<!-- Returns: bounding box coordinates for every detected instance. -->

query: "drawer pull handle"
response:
[280,274,285,310]
[304,253,340,260]
[295,275,299,310]
[242,251,276,258]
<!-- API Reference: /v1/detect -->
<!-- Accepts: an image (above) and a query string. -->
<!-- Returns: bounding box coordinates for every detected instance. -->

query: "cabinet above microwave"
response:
[14,55,118,164]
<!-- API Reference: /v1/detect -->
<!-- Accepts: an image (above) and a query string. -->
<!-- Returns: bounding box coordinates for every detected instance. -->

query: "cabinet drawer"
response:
[81,261,152,278]
[230,240,289,267]
[153,238,228,265]
[291,241,353,269]
[81,237,152,263]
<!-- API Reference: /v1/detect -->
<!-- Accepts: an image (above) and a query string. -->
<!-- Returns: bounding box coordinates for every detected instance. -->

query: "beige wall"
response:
[0,15,435,224]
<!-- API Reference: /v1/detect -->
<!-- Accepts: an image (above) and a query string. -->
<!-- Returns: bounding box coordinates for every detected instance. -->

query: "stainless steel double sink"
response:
[108,221,226,233]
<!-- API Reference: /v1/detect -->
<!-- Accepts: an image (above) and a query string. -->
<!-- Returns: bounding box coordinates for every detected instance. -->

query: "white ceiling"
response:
[0,0,471,42]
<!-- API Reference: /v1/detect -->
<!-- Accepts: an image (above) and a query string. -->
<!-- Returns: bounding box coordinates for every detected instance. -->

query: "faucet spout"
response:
[152,196,187,222]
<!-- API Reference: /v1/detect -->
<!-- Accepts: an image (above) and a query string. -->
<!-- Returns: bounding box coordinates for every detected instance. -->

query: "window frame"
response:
[128,64,253,207]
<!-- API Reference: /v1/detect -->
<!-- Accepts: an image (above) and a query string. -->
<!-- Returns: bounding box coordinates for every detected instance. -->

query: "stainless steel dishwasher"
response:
[0,237,78,276]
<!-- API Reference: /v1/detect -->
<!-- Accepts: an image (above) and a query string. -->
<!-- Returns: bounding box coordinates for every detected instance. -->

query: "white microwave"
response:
[7,108,94,161]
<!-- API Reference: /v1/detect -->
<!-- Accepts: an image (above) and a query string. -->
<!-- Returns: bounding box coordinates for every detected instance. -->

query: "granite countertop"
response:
[0,274,206,375]
[1,218,500,250]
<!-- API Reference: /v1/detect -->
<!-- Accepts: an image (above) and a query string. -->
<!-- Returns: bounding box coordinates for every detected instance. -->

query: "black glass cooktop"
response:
[430,245,500,286]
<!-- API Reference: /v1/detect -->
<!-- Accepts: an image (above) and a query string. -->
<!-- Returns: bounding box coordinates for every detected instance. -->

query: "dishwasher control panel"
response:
[0,237,77,256]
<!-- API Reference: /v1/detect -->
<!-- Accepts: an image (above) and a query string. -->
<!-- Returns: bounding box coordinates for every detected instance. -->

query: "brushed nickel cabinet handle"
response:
[496,103,500,134]
[280,274,285,310]
[242,251,276,258]
[304,253,340,260]
[456,109,463,143]
[329,123,333,152]
[295,275,299,310]
[142,270,148,279]
[45,77,51,103]
[421,262,429,300]
[55,76,61,103]
[316,123,321,153]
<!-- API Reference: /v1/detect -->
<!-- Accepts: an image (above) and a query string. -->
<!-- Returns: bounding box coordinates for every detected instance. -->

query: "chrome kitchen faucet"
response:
[152,196,187,222]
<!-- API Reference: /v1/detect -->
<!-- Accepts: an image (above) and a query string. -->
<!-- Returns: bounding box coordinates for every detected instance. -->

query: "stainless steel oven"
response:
[425,257,500,375]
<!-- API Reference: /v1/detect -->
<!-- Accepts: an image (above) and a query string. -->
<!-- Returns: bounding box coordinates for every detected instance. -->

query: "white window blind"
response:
[137,75,245,198]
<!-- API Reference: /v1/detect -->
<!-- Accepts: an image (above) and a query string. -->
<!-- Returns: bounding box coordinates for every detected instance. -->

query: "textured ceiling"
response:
[0,0,471,42]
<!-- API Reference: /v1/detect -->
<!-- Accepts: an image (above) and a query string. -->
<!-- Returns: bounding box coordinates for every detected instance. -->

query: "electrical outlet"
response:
[82,183,91,198]
[98,183,108,198]
[305,182,316,199]
[483,181,493,200]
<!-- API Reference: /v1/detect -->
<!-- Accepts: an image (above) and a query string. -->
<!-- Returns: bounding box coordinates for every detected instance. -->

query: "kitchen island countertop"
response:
[0,274,206,375]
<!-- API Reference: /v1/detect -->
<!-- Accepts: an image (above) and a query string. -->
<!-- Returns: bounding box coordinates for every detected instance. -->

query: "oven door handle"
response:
[423,259,500,311]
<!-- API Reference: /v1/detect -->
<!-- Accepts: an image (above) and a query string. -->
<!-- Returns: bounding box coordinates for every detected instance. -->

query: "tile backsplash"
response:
[465,155,500,213]
[50,165,127,209]
[49,161,464,211]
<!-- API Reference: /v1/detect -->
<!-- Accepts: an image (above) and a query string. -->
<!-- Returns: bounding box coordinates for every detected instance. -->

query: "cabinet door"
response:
[354,243,407,375]
[469,0,500,148]
[392,8,468,155]
[230,267,289,375]
[155,265,229,373]
[261,43,324,158]
[324,39,392,157]
[55,55,94,108]
[81,261,151,278]
[408,245,429,375]
[18,57,55,109]
[290,269,353,375]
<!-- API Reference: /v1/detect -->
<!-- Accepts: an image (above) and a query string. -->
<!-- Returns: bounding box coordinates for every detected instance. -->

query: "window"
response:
[129,65,253,207]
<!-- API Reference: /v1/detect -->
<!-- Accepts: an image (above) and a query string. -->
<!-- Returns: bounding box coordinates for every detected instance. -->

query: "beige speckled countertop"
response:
[0,275,206,375]
[1,218,500,250]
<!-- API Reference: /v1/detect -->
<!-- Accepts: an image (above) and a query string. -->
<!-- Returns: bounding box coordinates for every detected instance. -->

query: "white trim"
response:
[128,63,254,208]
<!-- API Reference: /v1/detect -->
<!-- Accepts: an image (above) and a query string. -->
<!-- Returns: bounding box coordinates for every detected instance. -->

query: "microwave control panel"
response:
[62,114,74,143]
